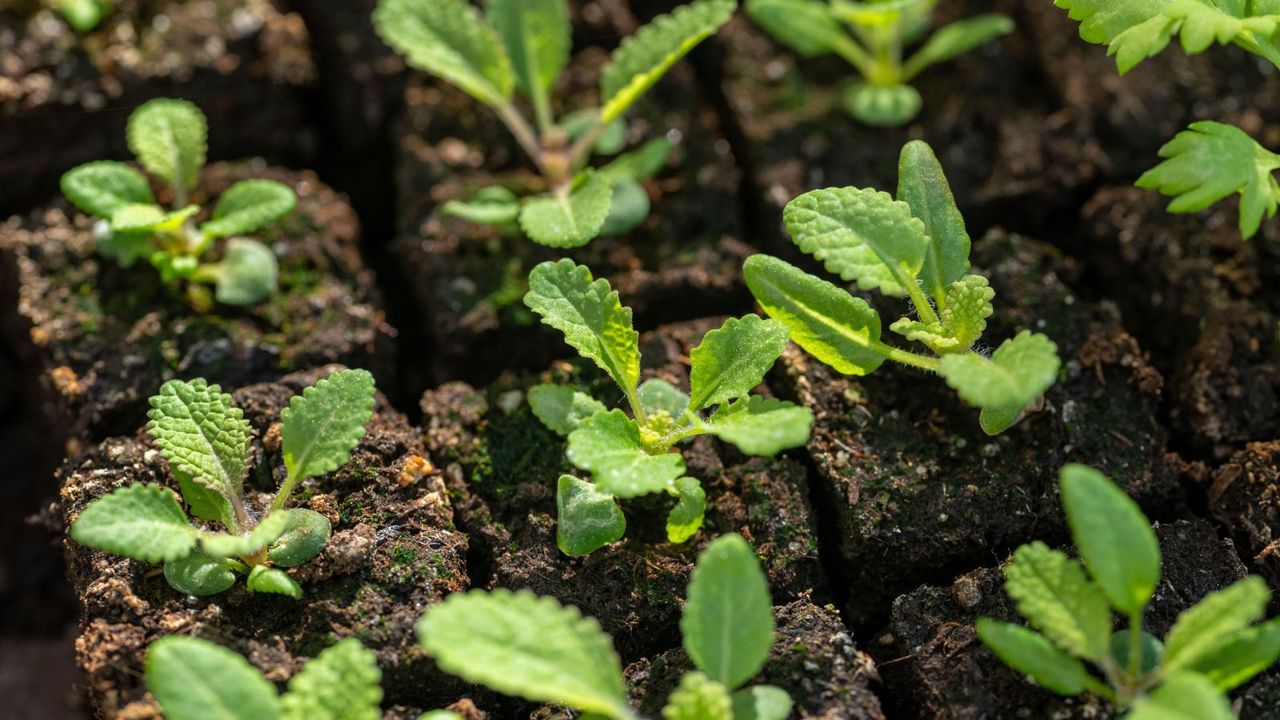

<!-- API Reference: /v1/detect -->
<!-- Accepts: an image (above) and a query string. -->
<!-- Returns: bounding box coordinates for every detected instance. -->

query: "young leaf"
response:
[896,140,970,301]
[200,179,297,239]
[598,138,675,184]
[1059,464,1161,617]
[1136,121,1280,239]
[442,186,523,226]
[567,410,685,497]
[198,511,291,558]
[372,0,515,106]
[267,509,333,567]
[901,14,1014,79]
[247,565,302,598]
[280,639,382,720]
[600,178,651,236]
[681,534,774,690]
[638,379,691,419]
[704,396,812,456]
[69,484,196,563]
[147,378,251,500]
[1127,672,1233,720]
[744,0,847,57]
[519,172,614,248]
[1002,541,1112,662]
[937,331,1060,435]
[662,672,733,720]
[666,477,706,544]
[557,475,627,557]
[61,161,155,218]
[175,468,234,527]
[742,254,886,376]
[688,315,789,412]
[730,686,792,720]
[280,369,376,483]
[1162,576,1270,673]
[890,276,994,354]
[599,0,737,123]
[487,0,570,99]
[126,98,207,191]
[1179,618,1280,691]
[417,589,632,719]
[164,552,238,596]
[109,203,165,232]
[146,636,282,720]
[975,620,1090,696]
[525,259,641,395]
[529,384,608,436]
[214,238,279,306]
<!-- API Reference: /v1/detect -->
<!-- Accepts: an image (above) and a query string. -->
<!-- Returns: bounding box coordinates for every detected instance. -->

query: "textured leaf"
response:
[666,477,706,544]
[214,238,278,306]
[147,378,251,499]
[267,509,332,567]
[281,369,376,484]
[417,589,631,718]
[487,0,570,98]
[61,161,155,219]
[743,254,885,376]
[109,202,180,233]
[600,0,736,123]
[638,379,691,420]
[1137,121,1280,238]
[745,0,847,57]
[556,475,626,557]
[69,484,196,563]
[519,172,613,248]
[600,178,651,236]
[902,14,1014,78]
[164,552,237,596]
[1127,672,1233,720]
[662,672,732,720]
[525,260,641,394]
[247,565,302,598]
[704,396,812,456]
[1180,618,1280,691]
[1163,576,1270,671]
[529,384,608,436]
[784,186,928,296]
[567,410,685,497]
[126,98,207,191]
[730,686,792,720]
[201,179,296,239]
[975,620,1090,696]
[1003,542,1112,662]
[598,138,674,183]
[890,275,993,354]
[198,511,291,559]
[146,636,281,720]
[896,140,970,301]
[937,331,1060,434]
[688,315,789,412]
[373,0,514,106]
[1059,464,1161,616]
[280,639,382,720]
[175,468,234,527]
[442,186,523,226]
[682,534,774,689]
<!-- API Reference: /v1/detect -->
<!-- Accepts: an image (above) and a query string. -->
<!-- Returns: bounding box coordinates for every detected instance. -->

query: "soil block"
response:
[0,0,318,217]
[1206,441,1280,590]
[58,367,471,718]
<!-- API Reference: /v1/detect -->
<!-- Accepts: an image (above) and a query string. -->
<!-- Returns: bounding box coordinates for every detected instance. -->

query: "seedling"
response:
[69,369,376,598]
[418,533,793,720]
[979,464,1280,717]
[743,140,1060,435]
[54,0,115,31]
[745,0,1012,126]
[372,0,735,248]
[60,98,296,306]
[523,259,813,556]
[1055,0,1280,238]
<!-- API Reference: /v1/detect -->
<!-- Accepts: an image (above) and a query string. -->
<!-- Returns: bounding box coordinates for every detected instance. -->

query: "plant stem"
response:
[567,116,609,173]
[831,32,879,80]
[902,276,941,326]
[1082,675,1117,703]
[269,470,300,513]
[874,340,941,372]
[494,101,546,174]
[1127,610,1144,679]
[228,491,250,532]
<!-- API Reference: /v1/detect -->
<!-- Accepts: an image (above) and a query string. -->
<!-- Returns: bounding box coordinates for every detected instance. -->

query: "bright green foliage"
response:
[663,672,733,720]
[280,639,383,720]
[745,141,1059,435]
[373,0,730,248]
[58,0,116,32]
[556,475,627,557]
[682,534,775,688]
[746,0,1012,125]
[525,260,812,555]
[730,685,793,720]
[68,370,377,597]
[980,464,1280,714]
[59,98,295,306]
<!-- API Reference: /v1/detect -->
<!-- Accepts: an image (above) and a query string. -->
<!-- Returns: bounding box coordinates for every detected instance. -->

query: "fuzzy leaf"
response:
[525,259,641,395]
[682,534,774,689]
[1137,121,1280,239]
[567,410,685,498]
[730,686,792,720]
[417,589,631,718]
[201,179,296,239]
[61,161,155,219]
[902,14,1013,78]
[147,378,251,500]
[598,138,675,183]
[1163,576,1271,672]
[529,384,608,436]
[662,672,732,720]
[666,477,706,544]
[744,0,847,57]
[1003,541,1112,662]
[175,468,234,527]
[975,619,1090,696]
[110,203,168,232]
[267,509,332,567]
[126,98,207,191]
[556,475,626,557]
[281,369,376,484]
[1180,618,1280,691]
[519,172,614,248]
[247,565,302,598]
[600,0,737,123]
[215,238,278,306]
[69,484,196,563]
[487,0,570,98]
[890,275,993,354]
[639,379,691,418]
[280,639,382,720]
[146,636,282,720]
[164,552,238,596]
[688,315,789,412]
[373,0,514,106]
[743,254,885,376]
[443,186,523,226]
[198,511,291,559]
[704,396,812,457]
[896,140,970,301]
[1127,672,1233,720]
[938,331,1060,434]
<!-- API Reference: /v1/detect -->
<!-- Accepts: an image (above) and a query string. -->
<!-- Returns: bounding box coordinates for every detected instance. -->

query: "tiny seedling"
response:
[744,140,1060,435]
[978,464,1280,717]
[523,259,813,556]
[1055,0,1280,238]
[69,369,376,598]
[745,0,1012,126]
[417,533,793,720]
[372,0,735,248]
[55,0,115,31]
[60,98,296,306]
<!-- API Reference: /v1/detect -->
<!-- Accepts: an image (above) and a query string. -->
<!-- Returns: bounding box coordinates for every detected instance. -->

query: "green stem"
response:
[494,101,546,174]
[830,31,880,80]
[1127,610,1144,679]
[902,276,941,326]
[228,492,250,532]
[874,340,941,372]
[1082,675,1117,703]
[269,469,300,513]
[566,116,609,174]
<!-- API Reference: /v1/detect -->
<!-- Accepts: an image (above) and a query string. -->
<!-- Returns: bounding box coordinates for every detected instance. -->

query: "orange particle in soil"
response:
[398,455,434,487]
[49,366,82,398]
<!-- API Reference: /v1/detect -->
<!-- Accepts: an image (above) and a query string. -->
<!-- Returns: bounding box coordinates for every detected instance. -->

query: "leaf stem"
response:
[1082,674,1117,703]
[228,491,251,531]
[1127,610,1143,680]
[494,101,546,174]
[902,277,941,326]
[874,340,941,372]
[269,469,300,513]
[567,115,609,172]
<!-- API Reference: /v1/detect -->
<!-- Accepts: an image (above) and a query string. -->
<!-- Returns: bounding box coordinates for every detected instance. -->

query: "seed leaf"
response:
[890,275,993,354]
[519,172,614,248]
[61,161,155,218]
[937,331,1060,435]
[280,639,382,720]
[556,475,626,557]
[688,315,789,412]
[146,636,282,720]
[247,565,302,598]
[1127,672,1233,720]
[487,0,570,99]
[201,179,297,239]
[704,396,812,456]
[600,178,651,236]
[529,384,608,436]
[896,140,970,301]
[730,685,792,720]
[975,619,1089,696]
[267,509,333,568]
[744,0,847,57]
[164,552,238,596]
[1179,618,1280,691]
[215,238,278,306]
[126,98,207,191]
[69,484,196,563]
[567,410,685,498]
[662,672,732,720]
[147,378,250,501]
[666,477,706,544]
[443,186,523,226]
[1163,576,1271,672]
[281,369,376,484]
[198,511,292,559]
[1003,541,1112,662]
[373,0,514,106]
[682,534,774,689]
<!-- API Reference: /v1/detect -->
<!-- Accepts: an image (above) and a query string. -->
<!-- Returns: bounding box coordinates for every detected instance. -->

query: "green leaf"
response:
[280,639,382,720]
[730,685,792,720]
[61,161,155,219]
[525,259,641,395]
[1059,464,1161,617]
[842,82,922,127]
[69,484,196,563]
[688,315,789,412]
[418,714,464,720]
[704,396,812,457]
[1136,121,1280,239]
[373,0,514,106]
[417,589,631,718]
[126,98,207,191]
[682,534,774,689]
[784,186,928,296]
[901,14,1014,79]
[519,172,614,248]
[639,379,691,418]
[744,0,847,57]
[442,186,523,226]
[1127,672,1233,720]
[247,565,302,598]
[1180,618,1280,691]
[742,254,886,376]
[147,378,251,500]
[1002,541,1112,662]
[974,619,1090,696]
[487,0,570,98]
[281,369,376,484]
[1163,576,1271,671]
[198,511,291,559]
[890,275,993,354]
[164,552,238,596]
[200,179,297,239]
[97,227,155,268]
[567,410,685,498]
[529,384,608,436]
[146,636,282,720]
[666,477,706,544]
[556,475,626,557]
[937,331,1061,435]
[213,238,279,306]
[109,202,170,233]
[561,109,628,156]
[662,672,732,720]
[175,468,234,527]
[267,509,333,568]
[896,140,970,301]
[600,0,737,123]
[59,0,106,32]
[598,138,674,183]
[600,178,651,236]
